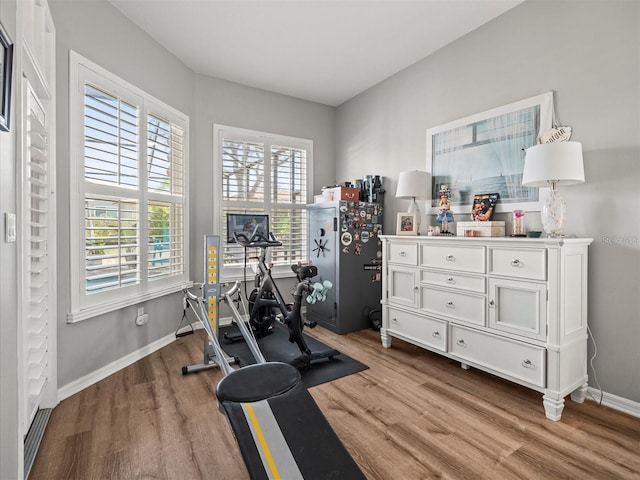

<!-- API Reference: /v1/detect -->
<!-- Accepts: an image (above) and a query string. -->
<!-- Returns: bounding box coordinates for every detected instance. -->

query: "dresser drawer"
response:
[388,242,418,265]
[450,324,545,387]
[421,244,485,273]
[420,287,485,326]
[489,247,546,280]
[421,269,485,294]
[387,307,447,352]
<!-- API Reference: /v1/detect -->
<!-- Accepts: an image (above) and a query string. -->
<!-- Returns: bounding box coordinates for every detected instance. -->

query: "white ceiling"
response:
[109,0,524,107]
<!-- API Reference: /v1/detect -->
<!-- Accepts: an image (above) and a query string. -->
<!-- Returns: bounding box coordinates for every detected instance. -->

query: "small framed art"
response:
[471,193,499,221]
[396,212,418,236]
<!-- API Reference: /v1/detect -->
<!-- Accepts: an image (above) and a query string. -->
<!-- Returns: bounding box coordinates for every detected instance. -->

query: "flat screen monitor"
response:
[226,214,269,243]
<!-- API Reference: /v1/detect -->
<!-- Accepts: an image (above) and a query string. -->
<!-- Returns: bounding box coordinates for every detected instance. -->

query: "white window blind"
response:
[69,52,189,321]
[146,114,185,281]
[23,79,52,428]
[84,84,141,293]
[215,126,312,279]
[84,84,139,187]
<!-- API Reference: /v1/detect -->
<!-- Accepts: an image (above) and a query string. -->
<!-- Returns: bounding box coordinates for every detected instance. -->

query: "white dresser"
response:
[380,235,593,420]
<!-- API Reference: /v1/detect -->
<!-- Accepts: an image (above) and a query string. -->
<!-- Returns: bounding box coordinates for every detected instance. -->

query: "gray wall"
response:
[336,0,640,402]
[50,0,195,388]
[50,0,336,388]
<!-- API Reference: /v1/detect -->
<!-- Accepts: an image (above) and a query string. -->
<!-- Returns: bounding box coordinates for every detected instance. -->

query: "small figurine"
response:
[436,185,454,234]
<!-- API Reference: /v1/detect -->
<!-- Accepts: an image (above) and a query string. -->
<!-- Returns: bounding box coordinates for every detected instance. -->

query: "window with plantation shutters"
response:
[69,52,189,321]
[214,125,312,279]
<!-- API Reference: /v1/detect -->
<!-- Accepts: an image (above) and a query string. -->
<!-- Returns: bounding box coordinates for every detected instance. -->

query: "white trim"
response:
[586,387,640,419]
[58,316,232,401]
[68,50,190,319]
[66,281,193,323]
[57,332,177,401]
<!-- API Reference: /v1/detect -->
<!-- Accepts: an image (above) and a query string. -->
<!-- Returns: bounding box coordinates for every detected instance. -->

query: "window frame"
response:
[68,51,190,322]
[213,124,313,281]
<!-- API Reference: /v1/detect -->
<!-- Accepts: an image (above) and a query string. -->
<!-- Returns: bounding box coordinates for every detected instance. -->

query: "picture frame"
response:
[471,193,499,221]
[0,21,13,132]
[426,92,554,215]
[396,212,418,236]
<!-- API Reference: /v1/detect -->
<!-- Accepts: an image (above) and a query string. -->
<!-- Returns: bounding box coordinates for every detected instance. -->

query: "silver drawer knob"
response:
[446,276,455,284]
[511,259,521,267]
[446,301,454,308]
[488,299,495,307]
[399,251,407,257]
[456,339,466,346]
[446,254,455,261]
[392,317,398,323]
[432,331,440,338]
[522,359,533,368]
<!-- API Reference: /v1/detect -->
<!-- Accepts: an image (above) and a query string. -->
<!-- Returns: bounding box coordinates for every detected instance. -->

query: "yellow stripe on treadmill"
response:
[242,400,303,480]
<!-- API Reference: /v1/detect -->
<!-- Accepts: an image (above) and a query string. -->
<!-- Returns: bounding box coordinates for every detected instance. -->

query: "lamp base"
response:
[541,189,565,236]
[408,199,421,234]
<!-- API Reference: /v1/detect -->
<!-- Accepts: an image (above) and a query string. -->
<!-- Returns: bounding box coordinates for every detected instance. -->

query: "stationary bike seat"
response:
[216,362,301,403]
[291,264,317,279]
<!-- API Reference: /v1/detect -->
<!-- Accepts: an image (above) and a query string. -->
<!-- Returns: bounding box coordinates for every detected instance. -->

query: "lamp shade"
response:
[522,141,585,187]
[396,170,430,199]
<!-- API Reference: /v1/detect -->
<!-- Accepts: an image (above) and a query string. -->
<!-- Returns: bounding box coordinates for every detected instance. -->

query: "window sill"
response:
[66,281,193,323]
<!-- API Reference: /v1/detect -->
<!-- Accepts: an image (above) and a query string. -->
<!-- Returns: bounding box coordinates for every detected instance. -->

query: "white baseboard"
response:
[57,332,177,402]
[56,325,640,422]
[57,317,236,402]
[586,387,640,418]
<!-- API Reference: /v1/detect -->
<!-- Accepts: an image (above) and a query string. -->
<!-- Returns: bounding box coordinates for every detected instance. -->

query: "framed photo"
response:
[396,212,418,236]
[426,92,554,214]
[471,193,499,221]
[0,21,13,132]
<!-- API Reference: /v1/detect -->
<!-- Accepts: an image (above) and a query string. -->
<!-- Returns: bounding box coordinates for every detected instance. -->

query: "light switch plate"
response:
[5,213,16,243]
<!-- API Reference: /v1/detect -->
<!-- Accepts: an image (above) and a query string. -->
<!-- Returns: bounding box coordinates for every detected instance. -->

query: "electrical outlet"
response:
[135,313,149,326]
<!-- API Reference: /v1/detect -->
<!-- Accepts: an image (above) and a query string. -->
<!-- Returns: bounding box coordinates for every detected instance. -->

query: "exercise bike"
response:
[229,230,339,370]
[177,234,366,479]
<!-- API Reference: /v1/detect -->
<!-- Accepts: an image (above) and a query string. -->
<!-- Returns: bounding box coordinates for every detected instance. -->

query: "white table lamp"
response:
[396,170,430,233]
[522,141,585,236]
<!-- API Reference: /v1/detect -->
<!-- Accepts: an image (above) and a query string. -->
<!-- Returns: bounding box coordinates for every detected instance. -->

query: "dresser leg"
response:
[380,329,391,348]
[570,382,589,404]
[460,363,470,370]
[543,392,565,421]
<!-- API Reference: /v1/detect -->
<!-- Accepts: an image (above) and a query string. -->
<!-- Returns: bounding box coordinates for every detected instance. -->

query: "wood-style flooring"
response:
[30,326,640,479]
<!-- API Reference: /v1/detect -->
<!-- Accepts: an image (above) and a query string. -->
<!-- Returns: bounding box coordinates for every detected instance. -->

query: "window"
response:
[214,125,312,279]
[68,52,189,321]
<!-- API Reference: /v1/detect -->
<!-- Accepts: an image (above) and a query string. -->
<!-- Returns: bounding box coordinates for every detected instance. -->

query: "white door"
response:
[20,78,57,433]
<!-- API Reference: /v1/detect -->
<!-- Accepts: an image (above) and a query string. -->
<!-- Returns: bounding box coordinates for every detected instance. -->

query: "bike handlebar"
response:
[233,231,282,249]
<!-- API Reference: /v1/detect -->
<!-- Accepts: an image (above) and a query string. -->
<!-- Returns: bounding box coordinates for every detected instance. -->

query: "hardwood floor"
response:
[30,327,640,479]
